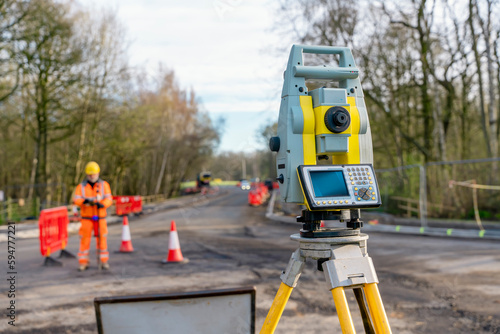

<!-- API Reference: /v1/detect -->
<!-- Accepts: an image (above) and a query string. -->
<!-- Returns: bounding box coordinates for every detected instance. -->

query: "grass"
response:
[179,180,239,190]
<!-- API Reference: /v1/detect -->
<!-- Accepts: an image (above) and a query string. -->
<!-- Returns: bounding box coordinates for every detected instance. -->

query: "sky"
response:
[78,0,291,153]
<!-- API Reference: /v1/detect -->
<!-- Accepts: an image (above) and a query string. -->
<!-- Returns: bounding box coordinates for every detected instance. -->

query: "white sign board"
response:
[95,287,255,334]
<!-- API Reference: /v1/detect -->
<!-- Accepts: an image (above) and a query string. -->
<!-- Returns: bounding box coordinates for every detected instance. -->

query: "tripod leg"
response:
[364,283,391,334]
[331,287,356,334]
[353,288,375,334]
[261,249,305,334]
[260,282,293,334]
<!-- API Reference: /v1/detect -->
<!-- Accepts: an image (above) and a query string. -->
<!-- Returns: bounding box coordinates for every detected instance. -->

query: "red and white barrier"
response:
[114,196,143,216]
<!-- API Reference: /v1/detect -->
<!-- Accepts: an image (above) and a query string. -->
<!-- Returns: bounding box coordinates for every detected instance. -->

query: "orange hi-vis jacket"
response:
[73,179,113,219]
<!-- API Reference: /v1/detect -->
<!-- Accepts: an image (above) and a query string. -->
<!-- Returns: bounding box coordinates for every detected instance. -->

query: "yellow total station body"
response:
[300,95,361,166]
[271,45,374,206]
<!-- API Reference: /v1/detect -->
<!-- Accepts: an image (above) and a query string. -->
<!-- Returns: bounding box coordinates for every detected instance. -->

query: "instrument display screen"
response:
[297,164,381,210]
[310,171,349,197]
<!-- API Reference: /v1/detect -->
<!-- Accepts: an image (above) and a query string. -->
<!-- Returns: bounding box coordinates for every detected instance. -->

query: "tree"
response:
[17,0,84,200]
[0,0,220,206]
[0,0,29,102]
[273,0,500,166]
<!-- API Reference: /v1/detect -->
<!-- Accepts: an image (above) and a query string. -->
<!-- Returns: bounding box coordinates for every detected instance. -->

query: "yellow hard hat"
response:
[85,161,100,175]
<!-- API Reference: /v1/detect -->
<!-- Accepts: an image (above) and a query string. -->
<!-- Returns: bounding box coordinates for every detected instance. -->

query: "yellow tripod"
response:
[260,233,392,334]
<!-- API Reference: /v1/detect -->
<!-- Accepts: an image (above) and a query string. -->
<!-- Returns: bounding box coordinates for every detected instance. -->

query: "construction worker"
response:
[73,161,113,271]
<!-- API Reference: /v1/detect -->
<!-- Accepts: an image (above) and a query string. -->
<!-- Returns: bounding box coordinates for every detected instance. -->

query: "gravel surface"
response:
[1,187,500,333]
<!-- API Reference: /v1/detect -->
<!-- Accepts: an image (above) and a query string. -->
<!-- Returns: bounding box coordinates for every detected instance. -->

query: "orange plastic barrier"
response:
[39,206,69,257]
[248,182,272,206]
[131,196,142,214]
[248,189,263,206]
[114,196,143,216]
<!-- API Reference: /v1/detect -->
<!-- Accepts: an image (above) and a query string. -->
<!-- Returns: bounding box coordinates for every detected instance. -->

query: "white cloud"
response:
[78,0,289,151]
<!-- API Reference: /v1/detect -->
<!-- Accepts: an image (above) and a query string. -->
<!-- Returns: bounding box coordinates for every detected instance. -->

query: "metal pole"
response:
[419,165,427,227]
[471,182,484,231]
[242,158,246,180]
[7,197,12,221]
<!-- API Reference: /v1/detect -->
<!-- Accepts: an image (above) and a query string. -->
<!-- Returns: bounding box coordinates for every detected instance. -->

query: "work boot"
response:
[78,264,88,272]
[101,263,110,270]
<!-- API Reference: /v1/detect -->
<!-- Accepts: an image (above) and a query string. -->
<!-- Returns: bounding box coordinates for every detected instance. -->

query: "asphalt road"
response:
[1,187,500,333]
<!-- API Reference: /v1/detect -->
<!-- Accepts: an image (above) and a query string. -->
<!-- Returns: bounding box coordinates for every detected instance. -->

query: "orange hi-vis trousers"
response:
[78,219,109,265]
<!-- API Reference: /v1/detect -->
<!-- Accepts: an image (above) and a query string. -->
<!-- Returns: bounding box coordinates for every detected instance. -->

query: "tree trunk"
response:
[482,0,498,180]
[74,104,89,186]
[469,0,491,156]
[28,143,38,200]
[154,149,168,195]
[417,0,434,162]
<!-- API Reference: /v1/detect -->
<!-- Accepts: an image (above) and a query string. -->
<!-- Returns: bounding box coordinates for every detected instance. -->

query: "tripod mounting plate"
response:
[291,233,368,247]
[300,227,360,238]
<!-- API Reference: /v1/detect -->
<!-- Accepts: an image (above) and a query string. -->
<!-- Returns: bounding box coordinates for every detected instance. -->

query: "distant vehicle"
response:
[181,171,214,196]
[240,180,250,190]
[197,171,212,188]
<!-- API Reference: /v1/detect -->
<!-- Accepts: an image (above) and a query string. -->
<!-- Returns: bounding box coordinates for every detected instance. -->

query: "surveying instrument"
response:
[262,45,392,333]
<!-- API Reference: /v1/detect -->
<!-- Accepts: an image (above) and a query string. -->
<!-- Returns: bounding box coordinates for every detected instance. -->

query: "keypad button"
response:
[357,197,361,201]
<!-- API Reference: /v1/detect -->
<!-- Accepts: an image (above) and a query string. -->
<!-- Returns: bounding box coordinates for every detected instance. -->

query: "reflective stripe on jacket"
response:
[73,179,113,219]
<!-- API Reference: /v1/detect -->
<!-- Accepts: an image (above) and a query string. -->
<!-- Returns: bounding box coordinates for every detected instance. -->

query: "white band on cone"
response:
[121,225,131,241]
[168,231,180,250]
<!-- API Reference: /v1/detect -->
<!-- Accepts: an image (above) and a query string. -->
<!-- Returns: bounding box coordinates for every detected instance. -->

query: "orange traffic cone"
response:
[320,220,325,228]
[119,216,134,252]
[162,220,188,264]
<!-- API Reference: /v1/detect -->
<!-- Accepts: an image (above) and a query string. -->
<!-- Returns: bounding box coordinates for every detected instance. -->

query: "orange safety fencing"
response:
[114,196,143,216]
[39,206,75,266]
